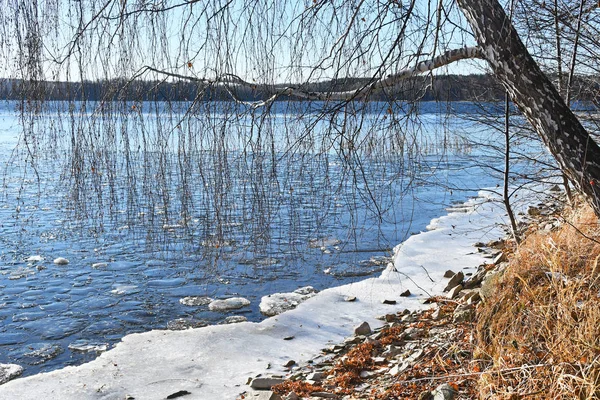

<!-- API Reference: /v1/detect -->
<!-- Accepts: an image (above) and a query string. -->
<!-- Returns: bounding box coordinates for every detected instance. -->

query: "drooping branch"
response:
[141,46,483,109]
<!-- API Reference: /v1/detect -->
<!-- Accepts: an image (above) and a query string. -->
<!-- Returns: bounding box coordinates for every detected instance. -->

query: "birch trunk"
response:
[457,0,600,216]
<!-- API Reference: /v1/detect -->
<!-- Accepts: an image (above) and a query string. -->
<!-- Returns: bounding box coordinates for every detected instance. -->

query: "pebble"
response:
[354,321,371,336]
[249,377,286,390]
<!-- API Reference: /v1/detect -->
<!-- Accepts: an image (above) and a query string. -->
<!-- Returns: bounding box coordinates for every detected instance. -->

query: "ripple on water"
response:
[38,317,87,340]
[0,332,29,346]
[71,296,119,310]
[12,311,47,322]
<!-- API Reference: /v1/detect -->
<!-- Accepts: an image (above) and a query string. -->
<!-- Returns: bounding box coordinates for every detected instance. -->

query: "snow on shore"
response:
[0,190,528,399]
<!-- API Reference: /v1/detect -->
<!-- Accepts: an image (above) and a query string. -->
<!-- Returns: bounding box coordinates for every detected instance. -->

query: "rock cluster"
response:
[238,239,521,400]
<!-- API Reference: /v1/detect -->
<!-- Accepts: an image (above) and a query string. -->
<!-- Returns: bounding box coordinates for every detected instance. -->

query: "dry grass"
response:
[475,202,600,399]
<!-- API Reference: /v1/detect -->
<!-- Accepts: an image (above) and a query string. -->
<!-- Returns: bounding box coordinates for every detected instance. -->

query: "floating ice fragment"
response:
[208,297,250,312]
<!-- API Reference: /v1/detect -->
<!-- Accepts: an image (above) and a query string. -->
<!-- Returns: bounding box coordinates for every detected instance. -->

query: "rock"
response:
[549,184,562,192]
[283,393,299,400]
[400,289,411,297]
[493,252,507,265]
[250,377,286,390]
[354,321,371,336]
[528,206,541,216]
[463,269,488,289]
[26,255,44,263]
[444,272,464,292]
[283,360,296,368]
[91,262,108,269]
[53,257,69,265]
[403,327,424,340]
[443,270,455,278]
[473,242,485,248]
[283,336,294,341]
[480,270,504,302]
[208,297,250,312]
[259,290,317,316]
[431,308,443,320]
[382,299,397,305]
[306,371,327,381]
[418,391,433,400]
[431,383,457,400]
[446,284,463,300]
[223,316,247,324]
[248,391,281,400]
[453,304,475,323]
[344,296,357,302]
[311,392,338,399]
[179,296,213,306]
[0,363,23,384]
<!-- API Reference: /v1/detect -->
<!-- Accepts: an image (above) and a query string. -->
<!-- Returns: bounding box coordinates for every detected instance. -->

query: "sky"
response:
[0,0,486,84]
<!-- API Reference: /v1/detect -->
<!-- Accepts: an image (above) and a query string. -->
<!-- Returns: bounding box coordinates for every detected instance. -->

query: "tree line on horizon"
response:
[4,73,596,104]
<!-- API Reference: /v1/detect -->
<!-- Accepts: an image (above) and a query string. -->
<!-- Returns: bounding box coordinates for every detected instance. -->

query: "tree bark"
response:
[457,0,600,216]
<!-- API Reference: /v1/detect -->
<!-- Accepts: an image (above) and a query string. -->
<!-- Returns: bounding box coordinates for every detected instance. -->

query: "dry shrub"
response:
[475,202,600,399]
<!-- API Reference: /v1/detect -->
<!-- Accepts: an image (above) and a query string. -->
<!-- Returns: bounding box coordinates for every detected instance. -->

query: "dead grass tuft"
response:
[475,202,600,399]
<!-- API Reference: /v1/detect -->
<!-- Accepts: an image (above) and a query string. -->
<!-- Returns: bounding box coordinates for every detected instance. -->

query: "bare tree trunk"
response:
[503,92,520,243]
[457,0,600,217]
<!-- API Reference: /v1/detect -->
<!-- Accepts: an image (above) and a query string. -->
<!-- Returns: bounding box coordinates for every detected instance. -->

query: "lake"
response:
[0,100,546,376]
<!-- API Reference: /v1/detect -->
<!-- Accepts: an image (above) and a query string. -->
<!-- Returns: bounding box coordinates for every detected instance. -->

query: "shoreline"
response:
[0,189,544,399]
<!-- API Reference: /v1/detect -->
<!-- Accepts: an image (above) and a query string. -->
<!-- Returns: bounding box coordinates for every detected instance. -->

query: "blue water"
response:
[0,100,545,376]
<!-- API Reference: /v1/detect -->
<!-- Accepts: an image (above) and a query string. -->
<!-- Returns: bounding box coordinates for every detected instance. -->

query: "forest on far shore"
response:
[1,73,597,104]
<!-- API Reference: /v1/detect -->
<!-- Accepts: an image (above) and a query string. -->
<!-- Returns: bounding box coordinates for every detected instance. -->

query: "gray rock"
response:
[443,272,464,292]
[493,252,507,265]
[431,383,457,400]
[403,327,424,340]
[443,270,455,278]
[453,304,475,323]
[446,284,463,299]
[0,363,23,384]
[354,321,371,336]
[463,269,488,289]
[249,391,282,400]
[311,392,338,399]
[283,393,299,400]
[250,377,286,390]
[306,371,327,381]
